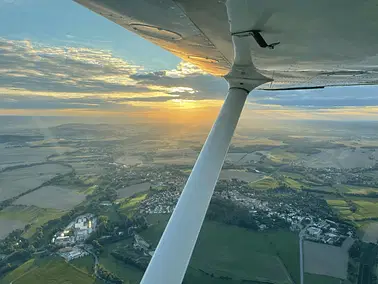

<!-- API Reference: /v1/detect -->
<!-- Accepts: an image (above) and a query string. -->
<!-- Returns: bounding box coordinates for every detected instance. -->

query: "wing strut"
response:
[140,1,271,283]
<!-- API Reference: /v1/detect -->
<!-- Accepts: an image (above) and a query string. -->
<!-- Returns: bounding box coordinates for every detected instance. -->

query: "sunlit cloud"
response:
[2,37,378,123]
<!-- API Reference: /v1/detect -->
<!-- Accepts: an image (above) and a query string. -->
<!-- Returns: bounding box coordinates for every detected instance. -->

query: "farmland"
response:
[303,240,350,279]
[0,146,74,169]
[249,176,279,190]
[219,170,262,183]
[0,206,65,238]
[117,182,151,199]
[0,164,72,201]
[140,214,299,284]
[327,198,378,221]
[0,257,98,284]
[14,186,86,210]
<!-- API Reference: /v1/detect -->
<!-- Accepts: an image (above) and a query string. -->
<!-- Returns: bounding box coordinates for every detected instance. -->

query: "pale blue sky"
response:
[0,0,180,70]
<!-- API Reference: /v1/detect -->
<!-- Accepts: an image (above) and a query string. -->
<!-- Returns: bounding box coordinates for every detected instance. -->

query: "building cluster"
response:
[58,246,89,261]
[303,219,353,245]
[52,213,97,246]
[138,190,180,214]
[214,189,354,245]
[108,164,187,192]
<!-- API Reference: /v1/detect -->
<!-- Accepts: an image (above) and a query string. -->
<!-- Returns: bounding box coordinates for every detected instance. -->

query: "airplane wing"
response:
[75,0,378,90]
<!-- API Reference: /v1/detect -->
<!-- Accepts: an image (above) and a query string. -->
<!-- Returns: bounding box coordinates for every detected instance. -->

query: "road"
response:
[299,223,312,284]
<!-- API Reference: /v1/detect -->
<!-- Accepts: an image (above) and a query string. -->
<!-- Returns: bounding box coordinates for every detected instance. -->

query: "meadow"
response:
[140,214,299,284]
[0,257,99,284]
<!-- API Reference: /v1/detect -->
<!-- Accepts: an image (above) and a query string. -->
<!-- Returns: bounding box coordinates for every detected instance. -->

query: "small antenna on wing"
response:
[231,29,280,49]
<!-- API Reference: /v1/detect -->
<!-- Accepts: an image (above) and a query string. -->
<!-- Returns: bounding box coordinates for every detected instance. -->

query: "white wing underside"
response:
[75,0,378,90]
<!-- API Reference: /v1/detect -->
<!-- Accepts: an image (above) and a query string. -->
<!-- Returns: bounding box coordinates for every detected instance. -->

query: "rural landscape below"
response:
[0,116,378,284]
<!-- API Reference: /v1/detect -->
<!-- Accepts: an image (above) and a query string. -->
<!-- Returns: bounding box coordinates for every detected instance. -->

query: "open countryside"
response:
[1,119,378,284]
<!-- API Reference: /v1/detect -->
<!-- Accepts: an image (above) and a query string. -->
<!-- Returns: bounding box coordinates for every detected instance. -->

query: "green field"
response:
[267,149,298,163]
[282,177,303,190]
[334,184,378,195]
[304,273,344,284]
[0,259,36,283]
[0,257,99,284]
[118,193,147,217]
[99,239,143,284]
[71,256,95,275]
[141,214,299,284]
[0,205,65,238]
[327,198,378,221]
[249,176,279,190]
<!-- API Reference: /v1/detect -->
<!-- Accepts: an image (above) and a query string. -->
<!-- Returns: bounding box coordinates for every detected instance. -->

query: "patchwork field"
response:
[303,240,351,279]
[328,198,378,221]
[0,206,65,238]
[117,182,150,199]
[219,170,262,183]
[0,146,74,169]
[299,148,378,169]
[0,164,71,201]
[334,184,378,195]
[14,186,86,210]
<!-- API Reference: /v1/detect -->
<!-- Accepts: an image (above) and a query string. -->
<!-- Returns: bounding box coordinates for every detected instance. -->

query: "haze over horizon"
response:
[2,0,378,126]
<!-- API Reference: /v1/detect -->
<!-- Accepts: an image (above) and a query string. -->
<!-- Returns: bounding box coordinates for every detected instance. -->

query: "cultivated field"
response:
[225,153,261,165]
[14,186,86,210]
[219,170,262,182]
[0,206,64,238]
[0,146,74,169]
[0,164,71,201]
[117,182,151,199]
[362,222,378,243]
[303,240,350,279]
[115,155,143,166]
[141,214,299,284]
[249,176,279,190]
[99,239,143,284]
[328,198,378,221]
[300,148,378,169]
[304,273,344,284]
[119,193,148,217]
[0,219,26,239]
[0,257,97,284]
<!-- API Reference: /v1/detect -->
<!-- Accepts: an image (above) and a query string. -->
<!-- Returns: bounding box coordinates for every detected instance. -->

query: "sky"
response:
[1,0,378,124]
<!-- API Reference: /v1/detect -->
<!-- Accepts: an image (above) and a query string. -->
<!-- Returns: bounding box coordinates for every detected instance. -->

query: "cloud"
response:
[2,37,378,122]
[0,37,228,108]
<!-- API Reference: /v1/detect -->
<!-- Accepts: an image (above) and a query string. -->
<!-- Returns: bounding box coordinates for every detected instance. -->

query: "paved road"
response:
[299,223,312,284]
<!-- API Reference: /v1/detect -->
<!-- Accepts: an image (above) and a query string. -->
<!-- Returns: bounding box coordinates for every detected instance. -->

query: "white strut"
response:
[140,0,271,282]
